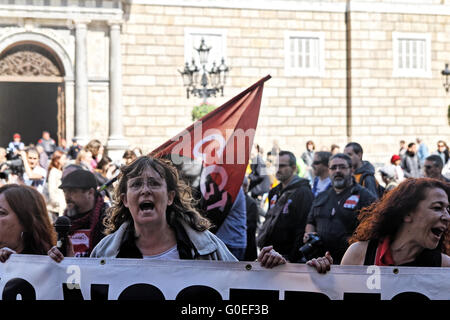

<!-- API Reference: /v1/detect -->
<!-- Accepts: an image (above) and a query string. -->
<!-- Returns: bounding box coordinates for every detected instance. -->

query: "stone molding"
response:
[126,0,346,12]
[0,30,74,80]
[0,1,123,21]
[126,0,450,16]
[0,49,61,77]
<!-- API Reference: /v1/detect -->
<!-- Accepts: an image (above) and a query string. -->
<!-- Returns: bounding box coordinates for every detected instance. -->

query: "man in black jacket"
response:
[304,153,376,264]
[257,150,314,262]
[344,142,380,198]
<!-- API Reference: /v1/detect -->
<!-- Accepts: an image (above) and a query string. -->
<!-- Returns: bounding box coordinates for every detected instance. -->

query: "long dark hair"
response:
[0,184,56,254]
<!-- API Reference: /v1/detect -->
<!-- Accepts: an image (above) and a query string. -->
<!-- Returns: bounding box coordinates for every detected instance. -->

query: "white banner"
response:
[0,255,449,300]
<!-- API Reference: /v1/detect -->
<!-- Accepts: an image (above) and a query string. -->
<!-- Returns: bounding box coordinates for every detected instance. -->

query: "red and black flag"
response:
[151,75,271,231]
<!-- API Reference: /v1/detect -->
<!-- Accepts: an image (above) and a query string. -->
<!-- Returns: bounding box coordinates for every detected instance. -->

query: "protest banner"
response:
[1,255,448,301]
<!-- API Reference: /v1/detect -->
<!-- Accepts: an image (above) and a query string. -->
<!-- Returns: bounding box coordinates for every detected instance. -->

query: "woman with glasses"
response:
[90,156,237,261]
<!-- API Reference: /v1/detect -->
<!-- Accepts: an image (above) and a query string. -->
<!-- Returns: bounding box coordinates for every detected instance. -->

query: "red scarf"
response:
[375,237,395,266]
[69,195,105,253]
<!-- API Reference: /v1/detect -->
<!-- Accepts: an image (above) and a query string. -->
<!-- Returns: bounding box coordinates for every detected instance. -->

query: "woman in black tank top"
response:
[363,239,442,267]
[307,178,450,273]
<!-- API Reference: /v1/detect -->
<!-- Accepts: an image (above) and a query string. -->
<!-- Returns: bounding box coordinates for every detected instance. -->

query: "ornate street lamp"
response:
[441,63,450,92]
[178,38,230,103]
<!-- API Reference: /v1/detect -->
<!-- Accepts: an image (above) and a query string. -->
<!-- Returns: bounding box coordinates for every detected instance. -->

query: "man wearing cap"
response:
[59,169,109,257]
[7,133,24,154]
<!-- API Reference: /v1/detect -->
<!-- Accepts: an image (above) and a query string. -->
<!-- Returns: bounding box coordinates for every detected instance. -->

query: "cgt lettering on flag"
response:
[151,75,271,232]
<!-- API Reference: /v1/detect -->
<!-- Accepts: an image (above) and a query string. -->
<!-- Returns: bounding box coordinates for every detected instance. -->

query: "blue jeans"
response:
[226,246,246,261]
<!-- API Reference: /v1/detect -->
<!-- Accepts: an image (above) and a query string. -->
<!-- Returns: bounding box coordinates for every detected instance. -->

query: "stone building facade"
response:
[0,0,449,163]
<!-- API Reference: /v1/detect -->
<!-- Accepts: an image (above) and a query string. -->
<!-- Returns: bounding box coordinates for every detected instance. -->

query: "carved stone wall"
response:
[0,48,62,77]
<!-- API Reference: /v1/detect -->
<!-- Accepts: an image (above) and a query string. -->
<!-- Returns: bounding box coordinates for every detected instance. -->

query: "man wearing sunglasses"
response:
[311,151,332,198]
[303,153,376,264]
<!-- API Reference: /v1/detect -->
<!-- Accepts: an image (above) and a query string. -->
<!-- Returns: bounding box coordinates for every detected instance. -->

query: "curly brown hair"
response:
[350,178,450,255]
[103,155,211,234]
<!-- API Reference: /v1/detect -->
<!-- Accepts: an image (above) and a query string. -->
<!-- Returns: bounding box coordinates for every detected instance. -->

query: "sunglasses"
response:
[312,161,325,165]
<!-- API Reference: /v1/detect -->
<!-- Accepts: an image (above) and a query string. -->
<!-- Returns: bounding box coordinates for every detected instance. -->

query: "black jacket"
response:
[306,183,376,264]
[259,176,314,261]
[248,155,271,198]
[354,161,379,198]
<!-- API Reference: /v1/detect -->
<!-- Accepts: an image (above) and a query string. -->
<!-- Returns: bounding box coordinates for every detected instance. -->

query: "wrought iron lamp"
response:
[178,38,229,103]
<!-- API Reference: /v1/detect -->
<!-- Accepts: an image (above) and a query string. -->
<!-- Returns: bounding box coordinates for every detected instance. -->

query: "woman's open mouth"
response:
[430,227,445,239]
[139,201,155,212]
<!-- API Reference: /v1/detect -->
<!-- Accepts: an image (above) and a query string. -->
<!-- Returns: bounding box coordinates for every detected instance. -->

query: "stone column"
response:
[106,22,128,161]
[74,21,89,146]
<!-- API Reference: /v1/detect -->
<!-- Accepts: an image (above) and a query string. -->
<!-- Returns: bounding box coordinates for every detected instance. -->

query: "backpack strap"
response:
[364,239,379,265]
[256,189,296,248]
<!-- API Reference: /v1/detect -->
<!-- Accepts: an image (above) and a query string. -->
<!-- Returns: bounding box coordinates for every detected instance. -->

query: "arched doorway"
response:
[0,42,65,148]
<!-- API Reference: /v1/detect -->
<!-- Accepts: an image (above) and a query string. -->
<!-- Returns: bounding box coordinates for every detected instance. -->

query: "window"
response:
[184,28,227,70]
[393,33,431,77]
[284,31,324,77]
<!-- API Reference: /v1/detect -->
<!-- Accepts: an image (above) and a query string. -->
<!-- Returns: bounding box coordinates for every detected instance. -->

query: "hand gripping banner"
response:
[151,75,271,231]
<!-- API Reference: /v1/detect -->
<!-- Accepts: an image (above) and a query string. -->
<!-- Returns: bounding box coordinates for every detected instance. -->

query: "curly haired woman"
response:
[90,156,237,261]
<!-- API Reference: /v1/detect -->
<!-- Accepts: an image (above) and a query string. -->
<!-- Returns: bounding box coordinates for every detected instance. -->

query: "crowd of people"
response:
[249,139,450,270]
[0,132,449,278]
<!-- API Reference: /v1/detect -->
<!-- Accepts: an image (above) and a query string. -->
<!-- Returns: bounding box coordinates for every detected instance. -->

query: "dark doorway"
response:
[0,82,58,148]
